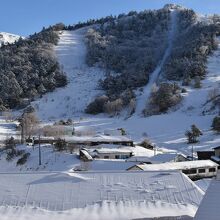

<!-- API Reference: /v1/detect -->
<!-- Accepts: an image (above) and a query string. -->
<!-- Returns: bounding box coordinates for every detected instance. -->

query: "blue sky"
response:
[1,0,220,36]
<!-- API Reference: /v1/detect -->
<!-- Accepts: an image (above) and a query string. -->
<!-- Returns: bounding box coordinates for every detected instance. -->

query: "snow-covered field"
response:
[0,118,18,143]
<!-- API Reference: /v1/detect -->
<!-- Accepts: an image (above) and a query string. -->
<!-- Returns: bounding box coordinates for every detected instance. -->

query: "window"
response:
[189,169,197,174]
[182,170,189,174]
[104,156,109,159]
[115,155,120,159]
[198,169,206,173]
[209,168,216,172]
[183,169,197,174]
[121,155,129,159]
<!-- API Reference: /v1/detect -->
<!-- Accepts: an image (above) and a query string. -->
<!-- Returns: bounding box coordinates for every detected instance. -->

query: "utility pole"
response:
[38,134,41,165]
[20,117,24,144]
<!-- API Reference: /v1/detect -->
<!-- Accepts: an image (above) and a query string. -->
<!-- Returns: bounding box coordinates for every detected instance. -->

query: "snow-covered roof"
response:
[80,149,93,160]
[89,159,137,171]
[64,135,133,143]
[213,146,220,150]
[126,156,151,163]
[194,176,220,220]
[128,160,218,171]
[149,153,186,163]
[95,148,132,154]
[211,156,220,162]
[0,171,203,218]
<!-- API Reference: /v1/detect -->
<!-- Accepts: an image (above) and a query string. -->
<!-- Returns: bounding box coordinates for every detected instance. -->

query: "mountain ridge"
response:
[0,32,21,46]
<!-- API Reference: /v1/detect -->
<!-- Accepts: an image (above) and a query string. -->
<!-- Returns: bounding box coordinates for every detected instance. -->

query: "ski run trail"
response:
[32,28,105,120]
[135,10,178,115]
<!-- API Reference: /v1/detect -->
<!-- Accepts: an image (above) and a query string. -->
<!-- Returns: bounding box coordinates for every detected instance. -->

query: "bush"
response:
[185,124,203,144]
[54,138,67,151]
[139,139,154,150]
[147,83,182,114]
[16,153,30,166]
[212,116,220,132]
[6,149,17,161]
[85,95,109,114]
[104,98,123,115]
[4,137,16,150]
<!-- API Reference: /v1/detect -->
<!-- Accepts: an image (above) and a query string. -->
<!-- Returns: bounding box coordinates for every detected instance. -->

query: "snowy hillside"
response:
[27,12,220,157]
[0,32,21,46]
[32,29,105,120]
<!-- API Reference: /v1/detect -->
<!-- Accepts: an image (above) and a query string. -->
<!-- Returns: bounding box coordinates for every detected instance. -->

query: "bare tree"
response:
[19,112,39,143]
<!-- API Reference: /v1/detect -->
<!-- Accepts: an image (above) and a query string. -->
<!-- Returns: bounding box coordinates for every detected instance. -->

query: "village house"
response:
[65,134,134,147]
[93,148,133,159]
[149,153,188,163]
[126,153,188,164]
[197,150,215,160]
[79,148,93,162]
[197,147,220,165]
[127,160,219,180]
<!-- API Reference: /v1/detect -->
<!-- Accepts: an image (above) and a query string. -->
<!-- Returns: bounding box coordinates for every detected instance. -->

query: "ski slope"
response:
[33,29,105,120]
[135,10,178,115]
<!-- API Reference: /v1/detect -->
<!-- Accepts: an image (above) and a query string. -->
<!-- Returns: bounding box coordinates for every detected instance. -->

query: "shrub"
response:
[139,139,154,150]
[104,98,123,115]
[54,138,67,151]
[16,153,30,166]
[148,83,182,113]
[4,137,16,150]
[85,95,109,114]
[118,128,126,136]
[6,149,17,161]
[185,124,203,143]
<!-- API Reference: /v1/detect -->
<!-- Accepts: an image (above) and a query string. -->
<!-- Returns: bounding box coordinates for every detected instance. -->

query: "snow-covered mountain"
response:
[0,32,21,46]
[0,5,219,220]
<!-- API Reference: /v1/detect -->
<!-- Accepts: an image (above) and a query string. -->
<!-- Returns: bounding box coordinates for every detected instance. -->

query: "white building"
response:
[127,160,218,180]
[150,153,188,163]
[94,148,133,159]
